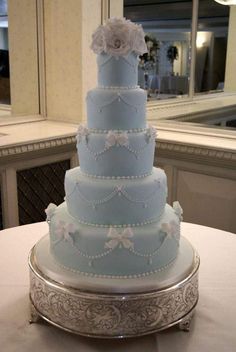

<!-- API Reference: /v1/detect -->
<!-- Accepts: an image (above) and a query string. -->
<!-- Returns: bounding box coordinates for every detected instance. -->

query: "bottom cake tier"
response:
[48,202,181,278]
[29,235,199,337]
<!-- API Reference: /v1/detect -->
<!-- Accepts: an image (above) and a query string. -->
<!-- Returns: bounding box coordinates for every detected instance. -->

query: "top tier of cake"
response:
[97,52,139,88]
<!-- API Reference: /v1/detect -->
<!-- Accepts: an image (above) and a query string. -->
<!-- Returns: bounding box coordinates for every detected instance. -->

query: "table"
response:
[160,75,188,94]
[0,222,236,351]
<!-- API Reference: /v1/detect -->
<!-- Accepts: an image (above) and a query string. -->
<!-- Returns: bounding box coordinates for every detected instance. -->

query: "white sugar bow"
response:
[105,131,129,148]
[45,203,57,220]
[77,124,89,143]
[54,221,75,245]
[105,227,134,250]
[146,125,157,141]
[173,201,183,220]
[161,220,179,243]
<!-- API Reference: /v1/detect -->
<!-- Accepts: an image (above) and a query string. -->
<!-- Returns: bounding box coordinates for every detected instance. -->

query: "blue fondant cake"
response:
[46,18,183,278]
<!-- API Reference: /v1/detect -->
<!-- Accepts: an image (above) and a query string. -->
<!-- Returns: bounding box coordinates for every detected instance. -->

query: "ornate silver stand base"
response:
[29,238,200,338]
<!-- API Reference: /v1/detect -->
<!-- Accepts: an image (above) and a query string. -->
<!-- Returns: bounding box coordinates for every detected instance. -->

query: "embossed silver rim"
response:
[29,297,198,338]
[29,247,200,338]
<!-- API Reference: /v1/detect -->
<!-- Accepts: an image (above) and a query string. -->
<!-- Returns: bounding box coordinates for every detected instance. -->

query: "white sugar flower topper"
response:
[91,18,147,56]
[105,227,134,250]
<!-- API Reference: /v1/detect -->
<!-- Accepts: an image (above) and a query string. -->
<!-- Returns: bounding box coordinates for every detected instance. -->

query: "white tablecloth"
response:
[0,222,236,351]
[160,75,188,94]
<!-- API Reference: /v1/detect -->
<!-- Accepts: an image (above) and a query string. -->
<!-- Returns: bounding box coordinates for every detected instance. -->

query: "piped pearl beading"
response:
[99,85,139,90]
[52,255,177,279]
[66,179,162,209]
[52,225,178,268]
[87,91,143,113]
[52,237,114,264]
[66,213,164,228]
[82,134,154,161]
[86,127,147,134]
[80,171,152,180]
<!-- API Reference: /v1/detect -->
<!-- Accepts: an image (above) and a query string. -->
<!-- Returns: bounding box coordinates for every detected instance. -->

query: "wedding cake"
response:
[29,18,199,337]
[45,18,183,278]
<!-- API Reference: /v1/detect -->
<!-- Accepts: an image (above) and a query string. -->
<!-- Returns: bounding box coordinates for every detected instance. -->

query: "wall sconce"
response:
[214,0,236,5]
[196,32,207,48]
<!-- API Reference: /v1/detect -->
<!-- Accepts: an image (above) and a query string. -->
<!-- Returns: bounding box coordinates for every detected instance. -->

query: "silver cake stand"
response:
[29,235,200,338]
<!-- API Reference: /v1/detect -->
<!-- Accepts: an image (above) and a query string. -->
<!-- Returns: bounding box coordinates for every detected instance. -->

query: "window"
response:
[124,0,229,101]
[195,0,229,94]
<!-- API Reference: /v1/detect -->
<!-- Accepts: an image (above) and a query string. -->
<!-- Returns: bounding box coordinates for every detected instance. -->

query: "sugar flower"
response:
[91,17,147,56]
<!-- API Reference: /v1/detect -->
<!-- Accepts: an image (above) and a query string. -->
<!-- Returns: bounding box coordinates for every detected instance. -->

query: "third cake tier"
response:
[77,126,156,177]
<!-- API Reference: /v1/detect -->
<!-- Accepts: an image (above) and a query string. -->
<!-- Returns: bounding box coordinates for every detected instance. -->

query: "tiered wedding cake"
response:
[45,18,182,278]
[29,19,199,337]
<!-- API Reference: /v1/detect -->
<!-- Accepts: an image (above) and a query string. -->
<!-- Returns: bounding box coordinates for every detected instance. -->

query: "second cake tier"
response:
[86,87,147,130]
[65,167,167,226]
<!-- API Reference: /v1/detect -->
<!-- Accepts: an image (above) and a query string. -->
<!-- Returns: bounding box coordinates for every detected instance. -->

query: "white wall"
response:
[8,0,39,115]
[224,6,236,92]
